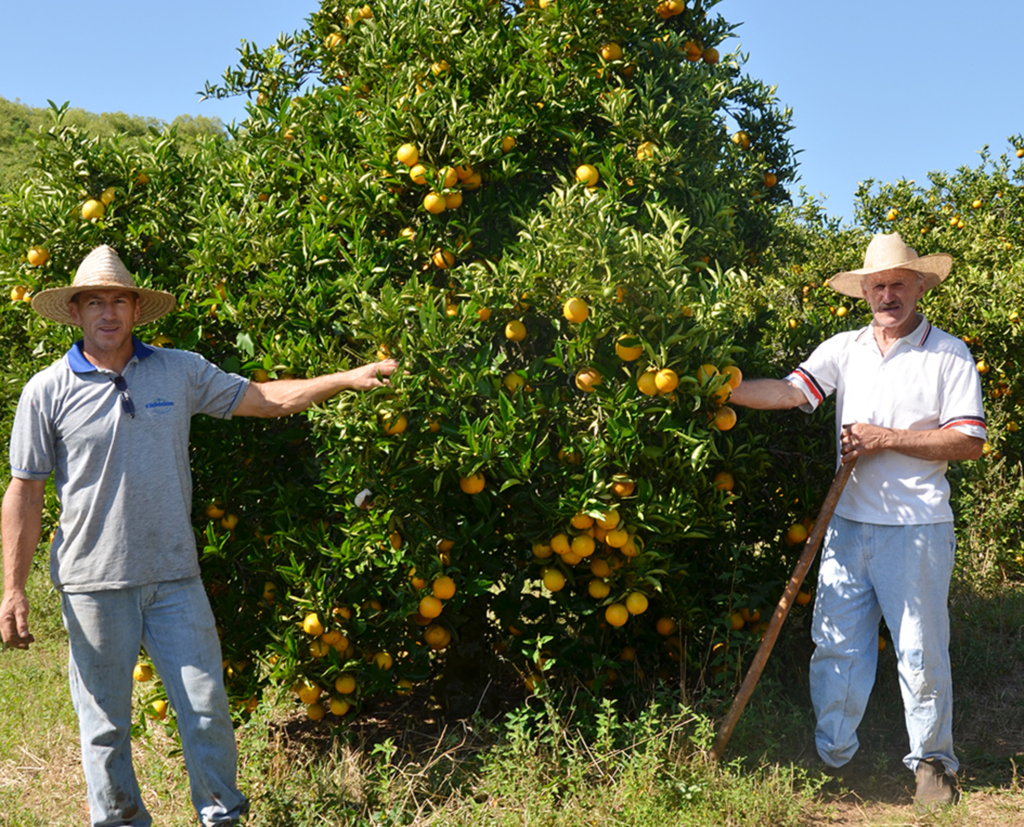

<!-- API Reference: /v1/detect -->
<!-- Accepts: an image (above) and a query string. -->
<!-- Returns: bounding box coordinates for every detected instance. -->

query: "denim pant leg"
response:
[62,589,153,827]
[868,522,957,774]
[141,577,248,826]
[809,516,883,768]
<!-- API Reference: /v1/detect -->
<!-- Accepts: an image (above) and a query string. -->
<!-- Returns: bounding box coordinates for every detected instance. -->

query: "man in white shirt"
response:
[729,233,985,809]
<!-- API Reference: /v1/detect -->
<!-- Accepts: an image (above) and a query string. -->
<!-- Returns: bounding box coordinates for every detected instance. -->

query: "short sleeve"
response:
[185,353,250,419]
[9,375,57,481]
[938,343,986,439]
[785,336,842,414]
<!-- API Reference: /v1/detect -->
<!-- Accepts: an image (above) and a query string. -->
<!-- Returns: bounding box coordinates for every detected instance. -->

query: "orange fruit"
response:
[440,166,459,187]
[505,320,527,341]
[785,523,808,545]
[701,47,719,64]
[133,663,153,682]
[395,143,419,166]
[654,369,678,394]
[550,533,571,554]
[731,131,751,150]
[329,697,351,716]
[26,247,49,267]
[571,512,595,530]
[325,32,345,49]
[373,652,393,670]
[444,191,463,210]
[575,164,600,187]
[615,335,643,361]
[532,542,553,559]
[419,594,443,619]
[637,370,659,396]
[432,249,455,269]
[713,471,734,492]
[431,59,450,76]
[381,412,408,435]
[571,534,596,557]
[81,199,106,220]
[589,558,612,578]
[729,612,744,630]
[795,590,812,606]
[563,297,589,323]
[605,603,629,627]
[763,172,778,188]
[625,592,648,615]
[711,406,737,431]
[656,617,677,636]
[697,363,719,384]
[335,674,357,694]
[459,473,485,494]
[302,612,325,636]
[636,141,655,161]
[740,607,760,623]
[588,579,611,599]
[575,368,602,393]
[501,135,516,153]
[432,576,456,600]
[610,478,635,498]
[722,365,743,389]
[503,372,525,392]
[605,528,628,548]
[476,307,491,321]
[423,192,446,214]
[600,42,623,61]
[542,568,566,592]
[596,509,620,530]
[296,681,322,704]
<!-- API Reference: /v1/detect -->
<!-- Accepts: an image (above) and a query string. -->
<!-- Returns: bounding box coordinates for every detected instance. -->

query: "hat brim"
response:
[829,253,953,299]
[31,285,177,326]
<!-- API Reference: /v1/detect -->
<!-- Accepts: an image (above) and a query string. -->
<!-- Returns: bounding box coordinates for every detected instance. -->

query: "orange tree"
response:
[753,135,1024,589]
[1,0,801,719]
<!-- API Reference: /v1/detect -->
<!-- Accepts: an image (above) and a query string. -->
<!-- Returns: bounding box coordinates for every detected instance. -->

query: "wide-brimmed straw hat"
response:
[829,232,953,299]
[31,245,177,325]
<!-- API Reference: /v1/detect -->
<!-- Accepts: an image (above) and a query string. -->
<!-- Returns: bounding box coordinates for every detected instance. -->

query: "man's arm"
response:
[840,424,985,464]
[233,359,399,418]
[728,377,807,411]
[1,477,46,649]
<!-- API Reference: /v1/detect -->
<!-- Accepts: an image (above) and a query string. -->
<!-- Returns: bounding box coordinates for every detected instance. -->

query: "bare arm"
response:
[1,477,46,649]
[840,424,985,464]
[728,377,807,411]
[233,359,399,418]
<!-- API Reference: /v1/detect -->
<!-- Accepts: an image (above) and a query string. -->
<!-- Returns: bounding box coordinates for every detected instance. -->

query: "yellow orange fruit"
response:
[656,617,677,636]
[302,612,325,636]
[605,603,629,627]
[654,369,679,394]
[81,199,106,220]
[444,191,463,210]
[599,42,623,61]
[637,370,658,396]
[501,135,516,153]
[575,368,602,393]
[713,471,734,492]
[731,131,751,150]
[615,336,643,361]
[625,591,649,615]
[563,297,589,323]
[432,576,456,600]
[542,568,566,592]
[785,523,808,545]
[381,412,408,435]
[795,590,812,606]
[588,579,611,599]
[571,534,596,557]
[459,473,485,494]
[133,663,153,682]
[423,192,446,214]
[335,674,357,695]
[550,533,571,554]
[296,681,322,704]
[503,372,525,392]
[711,406,737,431]
[409,163,428,185]
[26,247,50,267]
[575,164,600,187]
[505,320,527,341]
[329,697,351,716]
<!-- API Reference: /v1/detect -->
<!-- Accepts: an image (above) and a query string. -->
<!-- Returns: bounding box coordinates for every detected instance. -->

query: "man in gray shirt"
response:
[0,245,397,826]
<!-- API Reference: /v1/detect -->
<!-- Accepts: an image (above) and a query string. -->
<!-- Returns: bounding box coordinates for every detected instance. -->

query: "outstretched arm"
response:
[728,377,807,411]
[1,477,46,649]
[233,359,399,418]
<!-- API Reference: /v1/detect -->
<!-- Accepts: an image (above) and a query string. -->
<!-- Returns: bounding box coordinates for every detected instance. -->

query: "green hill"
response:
[0,97,224,194]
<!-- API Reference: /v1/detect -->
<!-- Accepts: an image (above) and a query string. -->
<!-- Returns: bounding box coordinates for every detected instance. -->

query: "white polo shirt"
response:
[786,315,985,525]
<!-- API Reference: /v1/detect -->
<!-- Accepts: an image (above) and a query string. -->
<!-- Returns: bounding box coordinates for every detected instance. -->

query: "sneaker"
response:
[914,758,959,810]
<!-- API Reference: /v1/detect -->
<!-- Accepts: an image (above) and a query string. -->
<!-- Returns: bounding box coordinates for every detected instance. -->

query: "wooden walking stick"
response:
[710,458,857,763]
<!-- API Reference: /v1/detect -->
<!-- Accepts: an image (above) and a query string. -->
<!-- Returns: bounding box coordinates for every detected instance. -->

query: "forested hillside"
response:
[0,97,223,193]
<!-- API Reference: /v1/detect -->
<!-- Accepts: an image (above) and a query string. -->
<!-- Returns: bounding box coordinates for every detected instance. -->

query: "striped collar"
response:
[67,336,158,374]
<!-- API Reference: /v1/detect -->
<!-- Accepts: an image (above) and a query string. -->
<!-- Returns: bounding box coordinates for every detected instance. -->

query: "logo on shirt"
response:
[145,398,175,414]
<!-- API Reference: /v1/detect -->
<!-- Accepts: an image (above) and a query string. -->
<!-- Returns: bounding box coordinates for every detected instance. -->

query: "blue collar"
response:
[67,336,158,374]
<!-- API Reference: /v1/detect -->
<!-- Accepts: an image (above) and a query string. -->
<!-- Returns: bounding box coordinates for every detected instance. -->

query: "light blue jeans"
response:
[810,515,957,774]
[61,577,248,826]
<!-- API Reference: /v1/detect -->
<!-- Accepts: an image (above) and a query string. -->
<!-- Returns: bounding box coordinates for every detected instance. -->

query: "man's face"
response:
[68,289,141,355]
[860,268,925,333]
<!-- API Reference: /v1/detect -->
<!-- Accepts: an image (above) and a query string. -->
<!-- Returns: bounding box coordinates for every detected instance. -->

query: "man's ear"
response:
[133,295,142,324]
[68,300,82,326]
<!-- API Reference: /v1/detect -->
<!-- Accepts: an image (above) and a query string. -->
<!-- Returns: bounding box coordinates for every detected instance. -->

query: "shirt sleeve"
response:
[938,342,986,439]
[785,335,842,414]
[185,353,250,419]
[9,375,57,481]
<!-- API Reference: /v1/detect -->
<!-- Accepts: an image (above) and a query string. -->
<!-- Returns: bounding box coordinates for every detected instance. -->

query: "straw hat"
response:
[829,232,953,299]
[31,245,177,325]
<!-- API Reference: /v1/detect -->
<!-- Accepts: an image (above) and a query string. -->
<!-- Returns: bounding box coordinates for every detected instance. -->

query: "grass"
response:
[4,549,1024,826]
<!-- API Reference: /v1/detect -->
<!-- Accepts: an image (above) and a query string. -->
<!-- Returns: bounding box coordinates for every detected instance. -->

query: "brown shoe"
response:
[914,759,959,810]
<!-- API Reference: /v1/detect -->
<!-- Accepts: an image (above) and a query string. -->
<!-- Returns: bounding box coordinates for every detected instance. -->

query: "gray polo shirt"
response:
[9,337,249,592]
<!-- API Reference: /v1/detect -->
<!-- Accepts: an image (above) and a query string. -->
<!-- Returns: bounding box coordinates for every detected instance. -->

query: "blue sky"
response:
[2,0,1021,222]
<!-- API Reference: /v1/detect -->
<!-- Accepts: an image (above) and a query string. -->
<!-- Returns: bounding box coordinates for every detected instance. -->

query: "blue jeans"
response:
[810,515,957,774]
[61,577,248,826]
